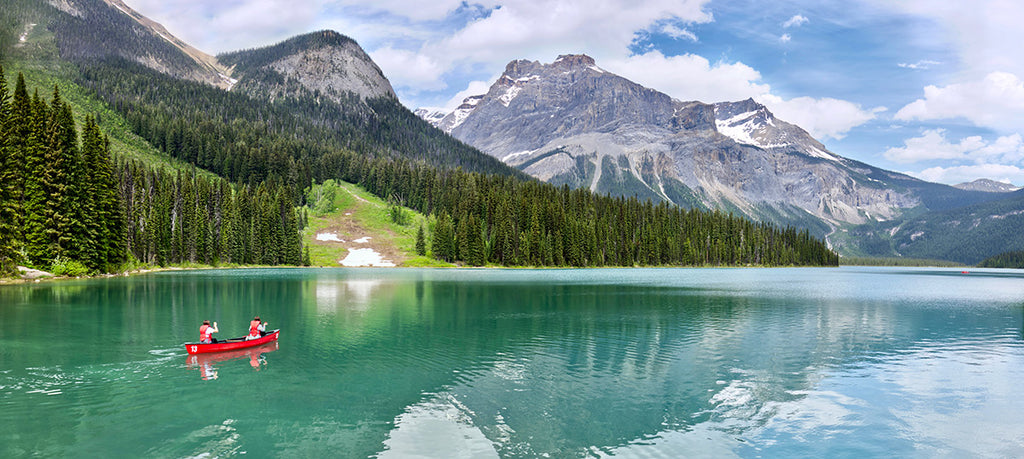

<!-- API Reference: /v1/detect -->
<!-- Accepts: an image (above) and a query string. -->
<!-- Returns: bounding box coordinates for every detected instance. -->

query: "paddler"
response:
[246,316,267,340]
[200,320,219,343]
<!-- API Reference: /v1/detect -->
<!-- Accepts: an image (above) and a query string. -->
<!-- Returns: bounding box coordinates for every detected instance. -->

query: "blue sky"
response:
[123,0,1024,186]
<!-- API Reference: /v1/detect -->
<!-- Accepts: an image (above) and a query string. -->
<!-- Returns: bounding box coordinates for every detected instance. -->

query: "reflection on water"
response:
[315,278,382,313]
[186,341,279,380]
[1,267,1023,457]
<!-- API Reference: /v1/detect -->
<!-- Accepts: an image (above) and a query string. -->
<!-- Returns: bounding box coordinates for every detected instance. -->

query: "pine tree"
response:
[0,66,18,274]
[80,117,125,270]
[415,222,426,256]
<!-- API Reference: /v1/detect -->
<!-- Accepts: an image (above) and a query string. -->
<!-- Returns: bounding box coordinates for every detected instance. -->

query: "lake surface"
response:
[2,267,1023,457]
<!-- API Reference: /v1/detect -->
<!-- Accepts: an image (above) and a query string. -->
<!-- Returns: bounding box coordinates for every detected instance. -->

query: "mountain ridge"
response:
[219,30,396,104]
[421,54,956,229]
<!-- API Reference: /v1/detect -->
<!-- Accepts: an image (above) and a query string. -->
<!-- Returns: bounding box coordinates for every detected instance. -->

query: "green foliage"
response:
[388,194,411,226]
[49,255,89,277]
[839,256,964,267]
[977,250,1024,268]
[305,180,339,215]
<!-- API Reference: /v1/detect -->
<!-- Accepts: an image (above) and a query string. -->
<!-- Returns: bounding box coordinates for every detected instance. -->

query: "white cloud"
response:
[877,0,1024,81]
[443,79,494,112]
[883,129,985,163]
[885,130,1024,185]
[895,72,1024,132]
[431,0,713,66]
[782,15,809,28]
[331,0,477,22]
[779,33,791,43]
[603,50,769,104]
[370,47,448,92]
[124,0,320,53]
[758,94,886,141]
[661,23,698,41]
[897,60,941,70]
[913,164,1024,186]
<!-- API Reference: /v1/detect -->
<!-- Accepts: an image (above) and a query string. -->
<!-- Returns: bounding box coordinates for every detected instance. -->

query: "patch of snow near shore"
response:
[353,237,371,243]
[316,232,344,242]
[341,248,395,267]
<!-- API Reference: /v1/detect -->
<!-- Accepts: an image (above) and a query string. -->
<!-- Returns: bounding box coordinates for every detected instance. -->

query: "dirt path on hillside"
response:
[310,187,405,266]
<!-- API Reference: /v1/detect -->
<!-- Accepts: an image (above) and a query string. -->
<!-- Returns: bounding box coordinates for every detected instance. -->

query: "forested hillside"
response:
[76,59,523,186]
[978,251,1024,269]
[0,68,304,275]
[841,189,1024,265]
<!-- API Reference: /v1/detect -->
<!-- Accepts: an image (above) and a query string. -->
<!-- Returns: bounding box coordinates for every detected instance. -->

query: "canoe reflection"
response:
[186,341,279,380]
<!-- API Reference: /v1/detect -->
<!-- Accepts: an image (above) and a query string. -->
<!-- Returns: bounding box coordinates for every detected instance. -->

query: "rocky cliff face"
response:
[219,30,395,105]
[424,54,929,231]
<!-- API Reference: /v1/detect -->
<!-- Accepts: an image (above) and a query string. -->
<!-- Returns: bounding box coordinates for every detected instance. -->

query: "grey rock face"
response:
[222,30,396,105]
[265,39,395,102]
[424,54,921,229]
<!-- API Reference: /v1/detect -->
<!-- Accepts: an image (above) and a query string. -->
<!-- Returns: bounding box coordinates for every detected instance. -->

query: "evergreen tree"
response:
[415,222,426,256]
[80,117,125,270]
[0,66,18,274]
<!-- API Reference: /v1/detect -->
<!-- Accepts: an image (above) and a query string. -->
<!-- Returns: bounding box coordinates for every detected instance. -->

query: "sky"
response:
[121,0,1024,186]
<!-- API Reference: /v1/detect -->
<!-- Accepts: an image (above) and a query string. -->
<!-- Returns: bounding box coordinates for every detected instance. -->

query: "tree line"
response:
[0,69,123,274]
[324,157,837,267]
[0,68,304,275]
[977,250,1024,269]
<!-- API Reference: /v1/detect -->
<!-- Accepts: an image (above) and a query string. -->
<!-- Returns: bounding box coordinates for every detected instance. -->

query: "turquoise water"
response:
[1,267,1023,457]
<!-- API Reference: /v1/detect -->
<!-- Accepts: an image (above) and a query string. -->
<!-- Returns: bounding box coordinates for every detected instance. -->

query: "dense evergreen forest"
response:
[977,251,1024,269]
[0,68,304,275]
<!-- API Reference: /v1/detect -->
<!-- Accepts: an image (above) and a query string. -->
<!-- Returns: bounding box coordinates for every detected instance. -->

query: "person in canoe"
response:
[200,320,219,343]
[246,316,268,340]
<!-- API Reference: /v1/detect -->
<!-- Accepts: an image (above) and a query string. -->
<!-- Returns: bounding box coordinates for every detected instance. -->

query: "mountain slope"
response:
[48,0,232,87]
[422,55,1003,241]
[842,189,1024,264]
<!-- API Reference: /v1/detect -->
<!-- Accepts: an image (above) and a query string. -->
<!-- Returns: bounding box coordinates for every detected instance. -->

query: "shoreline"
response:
[0,262,913,285]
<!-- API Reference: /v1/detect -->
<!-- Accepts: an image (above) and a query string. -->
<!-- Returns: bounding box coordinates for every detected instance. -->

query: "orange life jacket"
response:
[200,324,212,342]
[249,320,261,337]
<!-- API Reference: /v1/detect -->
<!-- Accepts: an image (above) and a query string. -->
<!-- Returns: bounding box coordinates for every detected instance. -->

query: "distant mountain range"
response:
[417,54,1024,261]
[954,178,1020,193]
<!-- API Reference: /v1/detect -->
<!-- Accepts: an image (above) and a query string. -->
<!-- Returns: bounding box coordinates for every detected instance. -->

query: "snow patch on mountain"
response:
[715,110,769,147]
[414,108,447,125]
[446,96,483,131]
[499,85,522,107]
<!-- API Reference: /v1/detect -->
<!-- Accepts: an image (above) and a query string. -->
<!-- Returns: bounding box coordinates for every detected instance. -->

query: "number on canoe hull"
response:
[191,346,198,353]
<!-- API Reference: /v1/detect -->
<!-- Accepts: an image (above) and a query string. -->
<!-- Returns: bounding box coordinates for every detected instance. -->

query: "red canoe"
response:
[184,329,280,354]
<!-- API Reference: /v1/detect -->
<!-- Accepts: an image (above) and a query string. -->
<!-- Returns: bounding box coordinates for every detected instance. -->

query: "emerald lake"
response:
[2,267,1023,457]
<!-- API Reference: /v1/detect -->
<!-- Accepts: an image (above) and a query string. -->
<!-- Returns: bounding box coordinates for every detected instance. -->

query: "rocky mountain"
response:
[422,54,1001,238]
[21,0,235,88]
[413,108,447,126]
[953,178,1020,193]
[6,1,396,102]
[218,30,396,105]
